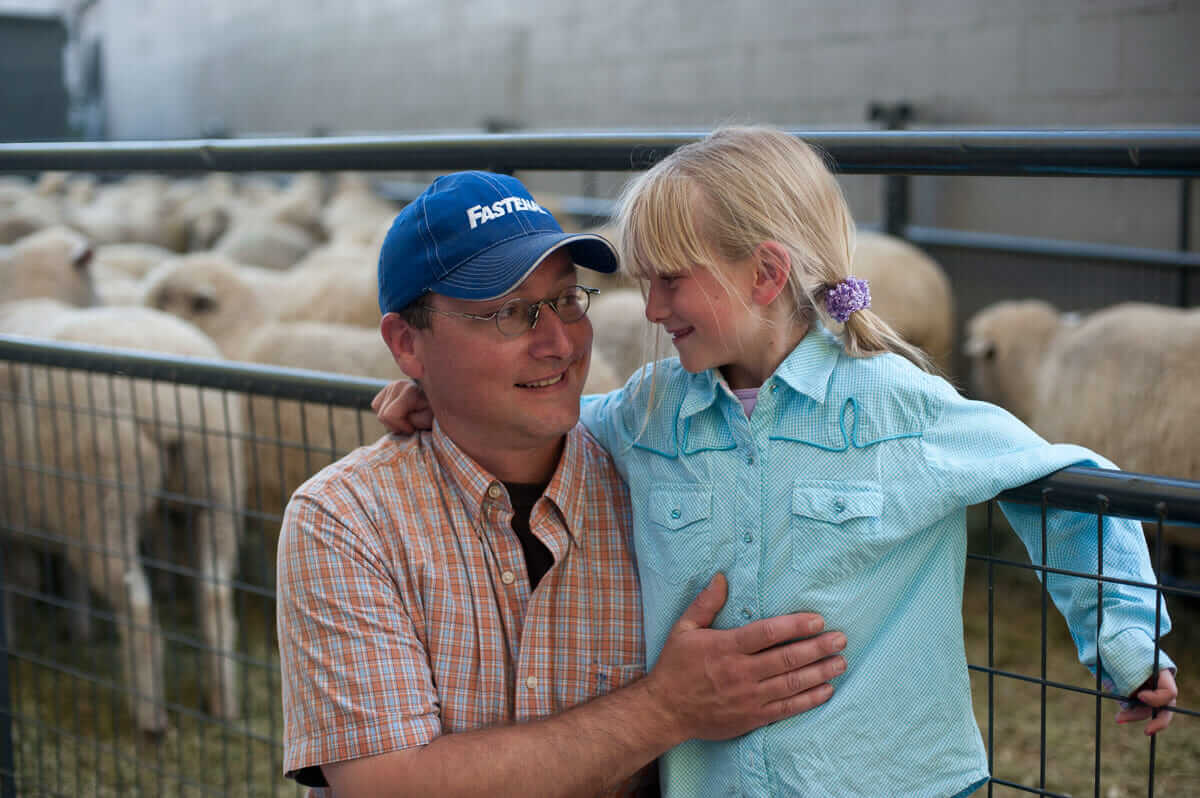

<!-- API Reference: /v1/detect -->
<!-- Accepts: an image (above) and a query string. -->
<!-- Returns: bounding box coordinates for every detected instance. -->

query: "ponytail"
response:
[832,302,937,374]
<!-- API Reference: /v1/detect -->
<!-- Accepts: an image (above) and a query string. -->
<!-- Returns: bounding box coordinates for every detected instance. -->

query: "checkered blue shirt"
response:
[581,324,1173,798]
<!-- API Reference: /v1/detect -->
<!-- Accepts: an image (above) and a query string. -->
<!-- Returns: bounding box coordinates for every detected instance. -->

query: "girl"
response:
[375,126,1177,797]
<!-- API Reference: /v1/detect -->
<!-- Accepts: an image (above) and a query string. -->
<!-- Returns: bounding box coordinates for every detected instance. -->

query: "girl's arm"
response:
[915,374,1177,732]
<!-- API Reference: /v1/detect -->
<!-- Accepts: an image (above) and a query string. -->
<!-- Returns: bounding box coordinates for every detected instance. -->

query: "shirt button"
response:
[670,508,681,519]
[741,608,754,620]
[745,455,755,465]
[487,484,502,499]
[743,532,753,543]
[834,499,846,513]
[525,675,538,690]
[501,570,515,585]
[769,383,778,393]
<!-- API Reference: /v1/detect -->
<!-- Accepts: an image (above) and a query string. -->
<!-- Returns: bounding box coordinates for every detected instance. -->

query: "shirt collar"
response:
[429,420,585,545]
[676,322,840,421]
[772,322,841,405]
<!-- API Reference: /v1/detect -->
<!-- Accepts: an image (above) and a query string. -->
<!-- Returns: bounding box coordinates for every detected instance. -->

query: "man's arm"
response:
[323,572,847,797]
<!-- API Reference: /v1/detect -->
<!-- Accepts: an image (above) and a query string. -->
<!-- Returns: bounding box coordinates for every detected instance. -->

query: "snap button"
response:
[670,508,681,519]
[487,484,502,499]
[501,570,515,585]
[525,675,538,690]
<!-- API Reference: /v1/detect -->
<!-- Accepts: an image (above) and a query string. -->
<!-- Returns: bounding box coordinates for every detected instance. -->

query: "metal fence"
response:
[1,130,1199,796]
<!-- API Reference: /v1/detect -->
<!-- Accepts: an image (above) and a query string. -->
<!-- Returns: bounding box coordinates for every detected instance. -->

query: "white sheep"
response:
[1,226,97,306]
[0,299,245,734]
[0,179,62,244]
[140,253,380,359]
[321,172,400,249]
[965,299,1200,486]
[851,231,956,374]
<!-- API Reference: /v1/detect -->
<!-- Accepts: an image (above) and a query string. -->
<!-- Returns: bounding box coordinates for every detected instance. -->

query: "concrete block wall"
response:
[81,0,1199,250]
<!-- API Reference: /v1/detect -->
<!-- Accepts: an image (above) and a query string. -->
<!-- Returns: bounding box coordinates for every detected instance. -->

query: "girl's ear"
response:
[380,312,426,380]
[750,241,792,306]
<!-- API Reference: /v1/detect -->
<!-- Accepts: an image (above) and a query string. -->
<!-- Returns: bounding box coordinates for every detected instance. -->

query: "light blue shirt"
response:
[581,324,1173,798]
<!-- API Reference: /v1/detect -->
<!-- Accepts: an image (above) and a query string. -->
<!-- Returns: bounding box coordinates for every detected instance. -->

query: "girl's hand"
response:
[372,379,433,435]
[1115,669,1178,735]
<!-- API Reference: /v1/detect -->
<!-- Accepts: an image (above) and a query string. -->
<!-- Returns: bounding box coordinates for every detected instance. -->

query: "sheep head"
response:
[140,254,261,356]
[0,226,97,307]
[963,299,1062,423]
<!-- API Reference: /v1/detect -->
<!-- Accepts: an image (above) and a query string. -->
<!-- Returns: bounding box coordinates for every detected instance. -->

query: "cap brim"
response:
[432,231,618,302]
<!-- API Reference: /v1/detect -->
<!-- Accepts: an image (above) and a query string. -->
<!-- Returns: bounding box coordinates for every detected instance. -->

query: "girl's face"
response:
[643,256,759,376]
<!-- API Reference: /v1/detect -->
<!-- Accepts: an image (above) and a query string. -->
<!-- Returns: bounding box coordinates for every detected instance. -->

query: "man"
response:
[276,171,848,796]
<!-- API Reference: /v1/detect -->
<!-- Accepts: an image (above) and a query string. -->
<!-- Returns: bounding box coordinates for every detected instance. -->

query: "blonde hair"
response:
[615,125,933,373]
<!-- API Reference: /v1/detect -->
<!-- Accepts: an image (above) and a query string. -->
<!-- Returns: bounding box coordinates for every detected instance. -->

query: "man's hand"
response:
[372,379,433,435]
[1116,669,1178,736]
[642,573,846,744]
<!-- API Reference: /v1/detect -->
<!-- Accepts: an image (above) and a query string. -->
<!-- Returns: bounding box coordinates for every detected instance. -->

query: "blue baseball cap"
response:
[378,171,619,314]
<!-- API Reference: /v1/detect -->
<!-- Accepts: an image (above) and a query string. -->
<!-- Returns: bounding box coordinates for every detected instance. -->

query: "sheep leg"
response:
[69,523,168,736]
[193,510,240,720]
[63,559,94,642]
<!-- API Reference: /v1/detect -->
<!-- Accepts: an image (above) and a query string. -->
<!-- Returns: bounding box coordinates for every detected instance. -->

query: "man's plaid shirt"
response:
[277,421,649,795]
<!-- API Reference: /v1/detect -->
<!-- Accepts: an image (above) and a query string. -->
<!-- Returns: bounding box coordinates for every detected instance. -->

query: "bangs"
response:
[618,172,720,283]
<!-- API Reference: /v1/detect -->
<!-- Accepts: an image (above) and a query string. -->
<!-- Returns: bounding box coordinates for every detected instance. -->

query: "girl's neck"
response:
[719,319,811,390]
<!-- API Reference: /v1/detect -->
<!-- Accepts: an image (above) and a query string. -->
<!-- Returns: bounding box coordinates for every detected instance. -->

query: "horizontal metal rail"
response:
[998,466,1200,527]
[904,225,1200,271]
[5,336,1200,527]
[0,334,386,408]
[2,129,1200,176]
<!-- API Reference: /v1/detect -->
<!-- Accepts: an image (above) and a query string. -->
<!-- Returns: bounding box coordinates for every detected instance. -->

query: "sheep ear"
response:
[72,244,94,271]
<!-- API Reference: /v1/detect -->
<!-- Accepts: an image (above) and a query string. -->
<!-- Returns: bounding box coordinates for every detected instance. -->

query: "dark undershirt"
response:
[503,480,554,589]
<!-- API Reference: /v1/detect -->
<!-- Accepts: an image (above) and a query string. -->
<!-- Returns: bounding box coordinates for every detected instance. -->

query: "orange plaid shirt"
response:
[276,422,650,796]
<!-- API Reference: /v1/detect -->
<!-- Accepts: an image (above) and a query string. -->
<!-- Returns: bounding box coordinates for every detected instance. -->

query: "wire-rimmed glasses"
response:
[424,285,600,337]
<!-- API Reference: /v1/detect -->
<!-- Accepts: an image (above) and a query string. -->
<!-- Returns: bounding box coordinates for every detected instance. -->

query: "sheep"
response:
[321,172,400,249]
[0,179,62,244]
[965,299,1200,481]
[851,231,956,374]
[213,217,319,270]
[63,175,189,252]
[140,253,380,358]
[1,226,97,307]
[0,299,245,735]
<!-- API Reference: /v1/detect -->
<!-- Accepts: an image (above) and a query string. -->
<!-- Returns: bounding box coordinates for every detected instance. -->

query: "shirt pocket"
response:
[789,480,885,587]
[638,484,714,585]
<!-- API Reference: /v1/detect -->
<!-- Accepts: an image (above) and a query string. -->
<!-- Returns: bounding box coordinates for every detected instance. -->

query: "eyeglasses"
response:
[424,285,600,338]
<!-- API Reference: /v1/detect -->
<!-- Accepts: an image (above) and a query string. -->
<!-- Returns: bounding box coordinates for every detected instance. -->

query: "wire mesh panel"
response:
[968,486,1199,797]
[0,339,390,798]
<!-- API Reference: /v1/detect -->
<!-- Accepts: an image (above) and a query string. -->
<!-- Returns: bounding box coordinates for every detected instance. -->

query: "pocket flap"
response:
[792,481,882,522]
[648,484,713,530]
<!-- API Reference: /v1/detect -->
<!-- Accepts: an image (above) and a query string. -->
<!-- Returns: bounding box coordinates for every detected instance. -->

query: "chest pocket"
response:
[638,484,714,585]
[790,480,885,587]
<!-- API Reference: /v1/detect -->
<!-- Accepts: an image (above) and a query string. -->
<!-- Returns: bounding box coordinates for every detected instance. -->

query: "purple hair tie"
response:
[824,276,871,323]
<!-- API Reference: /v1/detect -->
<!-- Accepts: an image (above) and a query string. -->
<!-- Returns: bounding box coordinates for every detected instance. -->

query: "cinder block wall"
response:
[88,0,1199,248]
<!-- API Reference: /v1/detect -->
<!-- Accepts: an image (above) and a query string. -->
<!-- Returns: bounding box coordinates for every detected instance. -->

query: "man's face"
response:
[398,249,593,471]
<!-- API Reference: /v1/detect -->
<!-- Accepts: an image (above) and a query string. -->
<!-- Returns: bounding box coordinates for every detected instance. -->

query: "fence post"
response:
[0,541,16,798]
[1180,178,1192,307]
[867,101,913,237]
